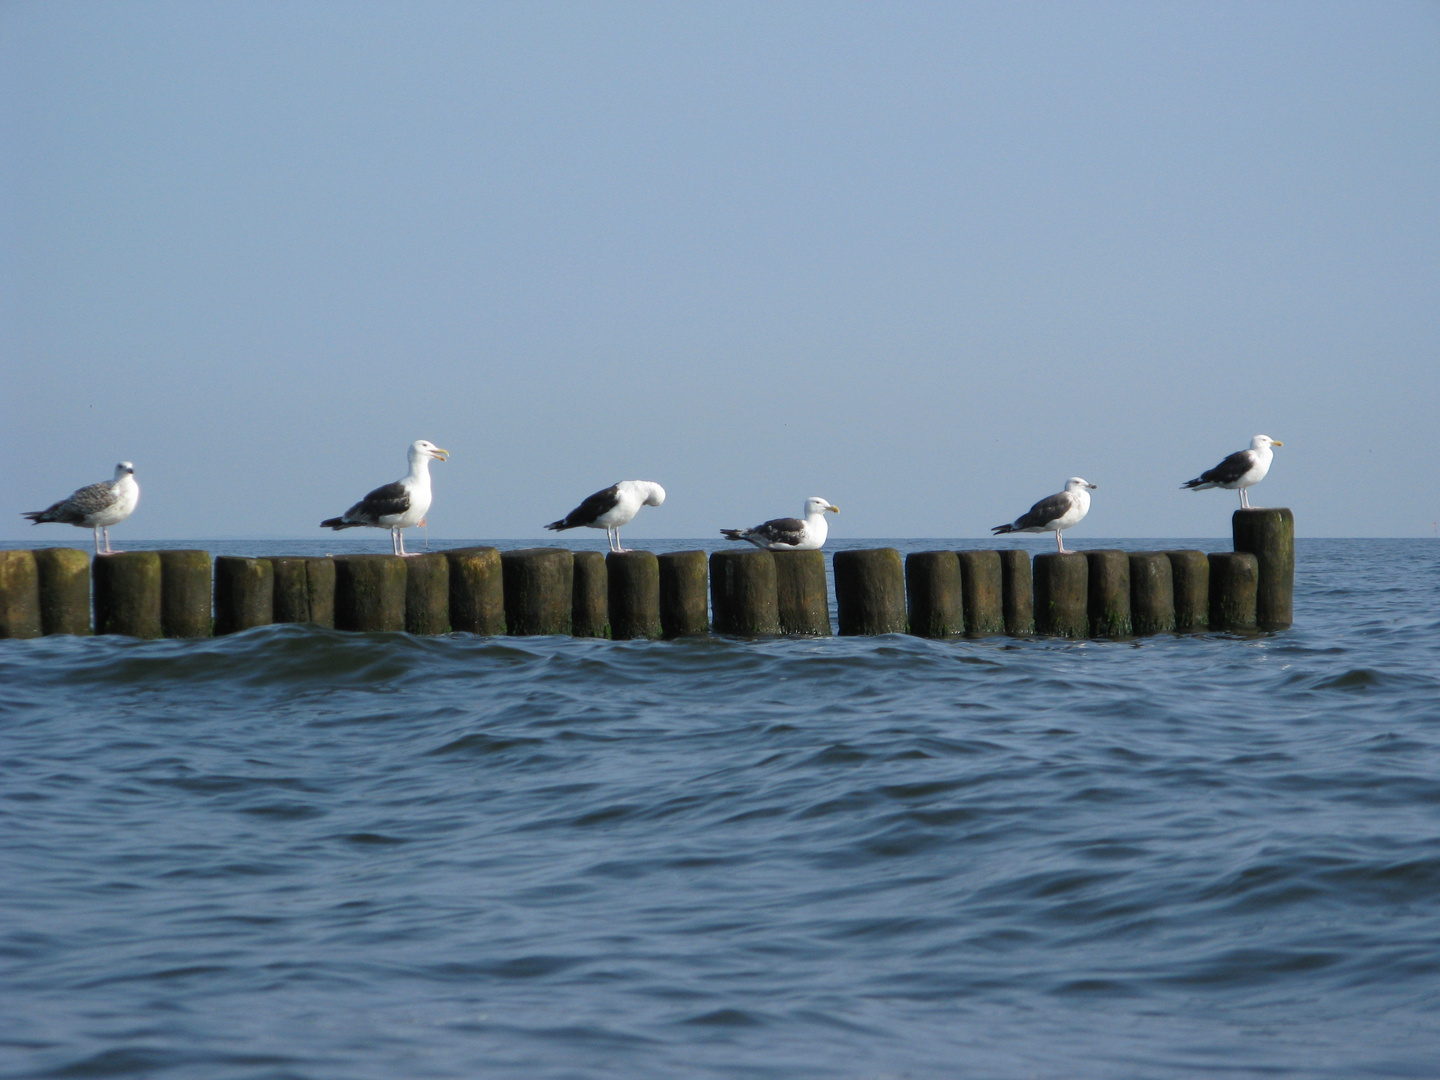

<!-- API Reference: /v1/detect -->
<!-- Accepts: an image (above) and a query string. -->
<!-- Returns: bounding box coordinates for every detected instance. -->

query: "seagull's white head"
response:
[805,497,840,516]
[113,462,136,479]
[1065,477,1097,492]
[409,440,450,463]
[1250,434,1282,450]
[641,482,666,507]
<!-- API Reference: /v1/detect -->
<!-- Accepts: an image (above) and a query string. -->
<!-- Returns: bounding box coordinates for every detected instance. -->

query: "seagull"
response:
[544,481,666,553]
[992,477,1096,554]
[23,462,140,556]
[1182,435,1282,509]
[722,497,839,551]
[320,440,449,556]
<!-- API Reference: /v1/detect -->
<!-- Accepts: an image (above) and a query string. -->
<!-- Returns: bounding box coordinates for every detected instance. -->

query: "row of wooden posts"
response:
[0,509,1293,640]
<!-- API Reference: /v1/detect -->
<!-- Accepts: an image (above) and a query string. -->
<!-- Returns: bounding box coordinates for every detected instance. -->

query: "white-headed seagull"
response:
[1181,435,1282,509]
[992,477,1096,555]
[24,462,140,556]
[321,440,449,556]
[722,496,839,551]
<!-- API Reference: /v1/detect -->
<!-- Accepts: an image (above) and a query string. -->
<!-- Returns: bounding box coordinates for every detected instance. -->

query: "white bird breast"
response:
[95,476,140,527]
[1051,491,1089,530]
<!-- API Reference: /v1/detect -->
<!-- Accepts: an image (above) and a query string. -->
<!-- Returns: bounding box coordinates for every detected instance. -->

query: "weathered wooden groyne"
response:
[0,509,1293,640]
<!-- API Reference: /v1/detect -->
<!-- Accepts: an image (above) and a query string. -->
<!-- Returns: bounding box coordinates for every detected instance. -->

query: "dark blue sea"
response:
[3,537,1439,1079]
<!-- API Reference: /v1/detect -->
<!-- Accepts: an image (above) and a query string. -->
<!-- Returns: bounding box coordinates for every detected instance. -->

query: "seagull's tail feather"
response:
[23,505,78,525]
[720,529,748,541]
[1181,478,1207,490]
[544,519,573,532]
[991,524,1015,536]
[320,517,357,530]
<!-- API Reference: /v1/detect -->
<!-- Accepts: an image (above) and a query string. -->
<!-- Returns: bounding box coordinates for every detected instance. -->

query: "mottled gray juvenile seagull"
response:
[1181,434,1282,509]
[24,462,140,556]
[545,481,665,553]
[992,477,1097,555]
[321,440,448,556]
[722,497,839,551]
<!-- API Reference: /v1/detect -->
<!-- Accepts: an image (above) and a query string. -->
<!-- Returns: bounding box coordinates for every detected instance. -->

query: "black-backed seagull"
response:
[992,477,1096,554]
[1181,435,1282,509]
[545,481,666,553]
[321,440,448,556]
[722,497,839,551]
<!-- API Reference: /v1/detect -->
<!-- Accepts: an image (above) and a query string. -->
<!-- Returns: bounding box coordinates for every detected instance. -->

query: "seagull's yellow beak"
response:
[433,447,450,461]
[1271,440,1282,447]
[827,504,840,513]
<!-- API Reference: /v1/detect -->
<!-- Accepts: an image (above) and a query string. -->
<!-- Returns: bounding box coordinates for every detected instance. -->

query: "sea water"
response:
[2,538,1438,1079]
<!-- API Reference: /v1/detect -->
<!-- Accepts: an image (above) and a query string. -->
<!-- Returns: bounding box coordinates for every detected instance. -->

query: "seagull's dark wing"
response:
[752,517,807,547]
[345,481,410,525]
[547,484,621,531]
[1186,449,1255,488]
[1011,491,1073,531]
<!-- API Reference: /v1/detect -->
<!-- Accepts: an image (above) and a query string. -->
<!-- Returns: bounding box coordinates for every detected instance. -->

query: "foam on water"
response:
[2,539,1439,1079]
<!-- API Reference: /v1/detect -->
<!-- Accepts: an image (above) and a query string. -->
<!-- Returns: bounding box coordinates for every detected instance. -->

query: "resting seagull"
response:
[722,497,839,551]
[24,462,140,556]
[545,481,666,553]
[1182,435,1282,509]
[320,440,448,556]
[992,477,1096,555]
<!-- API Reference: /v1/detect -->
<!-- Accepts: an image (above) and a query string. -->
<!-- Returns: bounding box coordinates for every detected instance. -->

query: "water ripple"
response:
[2,540,1439,1079]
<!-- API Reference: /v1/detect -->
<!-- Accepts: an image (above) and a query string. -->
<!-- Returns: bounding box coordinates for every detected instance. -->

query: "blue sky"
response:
[3,2,1437,539]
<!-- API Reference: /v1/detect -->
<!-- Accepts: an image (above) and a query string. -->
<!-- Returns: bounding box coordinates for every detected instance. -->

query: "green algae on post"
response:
[904,550,963,639]
[658,550,709,638]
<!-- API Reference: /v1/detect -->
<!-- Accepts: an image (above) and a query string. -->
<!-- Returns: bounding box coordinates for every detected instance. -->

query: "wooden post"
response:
[1033,552,1088,638]
[93,551,163,639]
[658,550,709,637]
[214,557,274,635]
[999,549,1035,637]
[445,547,504,635]
[1128,552,1175,635]
[905,551,963,638]
[33,548,91,635]
[958,550,1005,637]
[305,558,335,628]
[0,551,42,639]
[833,549,907,636]
[159,550,213,638]
[270,557,335,626]
[709,550,779,636]
[1166,550,1209,632]
[501,548,573,636]
[1085,549,1132,638]
[404,552,450,635]
[571,551,609,638]
[1232,508,1294,630]
[608,551,661,640]
[774,550,831,636]
[333,554,407,633]
[271,557,311,623]
[1208,552,1258,632]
